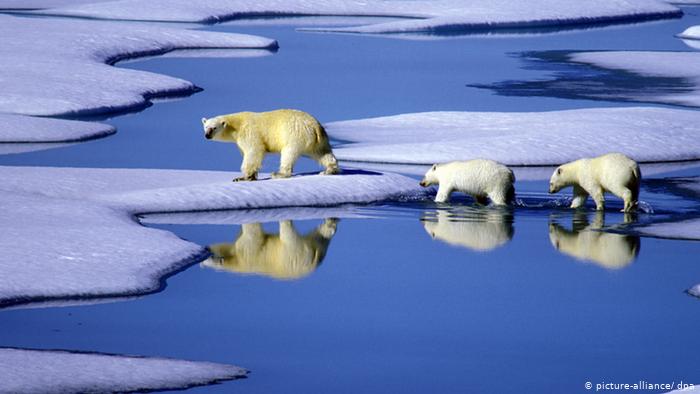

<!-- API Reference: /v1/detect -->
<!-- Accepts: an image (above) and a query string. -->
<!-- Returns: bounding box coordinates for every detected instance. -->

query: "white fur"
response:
[549,153,641,212]
[423,209,513,251]
[549,212,639,269]
[420,159,515,205]
[202,109,339,181]
[201,219,337,280]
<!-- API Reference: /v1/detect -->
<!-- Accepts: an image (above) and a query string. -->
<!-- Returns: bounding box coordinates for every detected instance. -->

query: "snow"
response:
[0,347,246,393]
[0,114,114,143]
[0,0,114,9]
[0,14,276,118]
[28,0,681,32]
[679,25,700,40]
[142,206,372,225]
[326,107,700,166]
[633,217,700,240]
[568,51,700,107]
[0,166,424,308]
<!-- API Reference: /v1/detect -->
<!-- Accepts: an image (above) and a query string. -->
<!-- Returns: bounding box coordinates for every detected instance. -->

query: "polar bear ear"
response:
[557,167,562,175]
[431,164,437,171]
[201,117,207,125]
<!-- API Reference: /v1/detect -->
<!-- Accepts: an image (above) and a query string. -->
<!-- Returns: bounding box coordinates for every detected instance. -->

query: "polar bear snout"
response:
[419,179,429,187]
[204,127,214,139]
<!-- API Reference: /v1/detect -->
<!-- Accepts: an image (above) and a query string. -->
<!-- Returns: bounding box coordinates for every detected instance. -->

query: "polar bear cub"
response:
[549,153,640,212]
[420,159,515,205]
[202,109,340,182]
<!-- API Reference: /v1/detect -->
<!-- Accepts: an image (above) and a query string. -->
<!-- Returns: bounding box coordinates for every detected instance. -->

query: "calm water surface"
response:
[1,12,699,394]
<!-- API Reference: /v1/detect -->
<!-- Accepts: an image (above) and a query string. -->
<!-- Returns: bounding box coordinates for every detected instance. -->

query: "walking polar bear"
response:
[202,109,340,181]
[549,153,640,212]
[419,159,515,205]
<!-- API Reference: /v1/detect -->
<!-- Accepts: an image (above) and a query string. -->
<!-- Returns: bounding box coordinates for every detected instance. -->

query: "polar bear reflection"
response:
[202,219,338,280]
[549,212,639,269]
[422,208,514,251]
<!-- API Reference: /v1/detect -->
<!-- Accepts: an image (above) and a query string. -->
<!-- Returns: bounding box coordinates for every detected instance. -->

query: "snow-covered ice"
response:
[0,114,114,143]
[679,25,700,40]
[634,217,700,240]
[0,166,425,308]
[0,347,246,394]
[27,0,681,32]
[142,206,373,225]
[568,51,700,107]
[0,15,276,118]
[326,107,700,166]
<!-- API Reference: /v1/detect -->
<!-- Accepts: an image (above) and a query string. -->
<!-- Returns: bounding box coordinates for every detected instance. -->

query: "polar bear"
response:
[422,208,514,251]
[201,219,338,280]
[549,153,641,212]
[419,159,515,205]
[202,109,340,181]
[549,211,640,269]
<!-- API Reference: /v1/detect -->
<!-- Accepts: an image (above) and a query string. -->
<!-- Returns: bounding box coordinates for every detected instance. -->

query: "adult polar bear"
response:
[202,109,340,181]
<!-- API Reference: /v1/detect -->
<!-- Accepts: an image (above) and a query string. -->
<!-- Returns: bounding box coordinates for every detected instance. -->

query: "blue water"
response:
[1,12,700,394]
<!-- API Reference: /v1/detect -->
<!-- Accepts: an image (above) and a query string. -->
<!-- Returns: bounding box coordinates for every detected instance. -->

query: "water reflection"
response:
[549,211,640,269]
[421,207,514,251]
[202,219,338,280]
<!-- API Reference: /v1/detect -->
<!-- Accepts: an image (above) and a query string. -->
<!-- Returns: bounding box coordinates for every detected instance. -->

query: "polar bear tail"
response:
[316,124,329,144]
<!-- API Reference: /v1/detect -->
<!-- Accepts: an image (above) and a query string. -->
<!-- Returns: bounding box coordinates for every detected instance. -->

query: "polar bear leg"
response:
[236,149,263,182]
[279,220,302,245]
[591,188,605,211]
[317,152,340,175]
[273,148,299,179]
[570,185,589,209]
[435,185,453,203]
[609,185,636,212]
[317,218,339,239]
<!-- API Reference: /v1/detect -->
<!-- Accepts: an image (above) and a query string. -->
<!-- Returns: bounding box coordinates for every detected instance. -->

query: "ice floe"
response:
[633,217,700,240]
[28,0,681,33]
[567,51,700,107]
[142,206,371,225]
[689,284,700,298]
[0,347,246,394]
[0,166,424,308]
[326,107,700,166]
[0,14,276,118]
[0,114,114,143]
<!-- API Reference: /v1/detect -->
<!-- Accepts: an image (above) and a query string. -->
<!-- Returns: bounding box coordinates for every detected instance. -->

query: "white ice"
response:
[0,15,275,118]
[569,51,700,107]
[0,166,425,308]
[0,114,114,143]
[326,107,700,166]
[0,347,246,394]
[689,284,700,298]
[28,0,681,32]
[635,218,700,240]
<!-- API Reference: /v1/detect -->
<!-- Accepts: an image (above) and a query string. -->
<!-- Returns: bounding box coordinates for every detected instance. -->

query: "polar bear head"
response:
[201,116,229,140]
[419,164,440,187]
[549,166,566,193]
